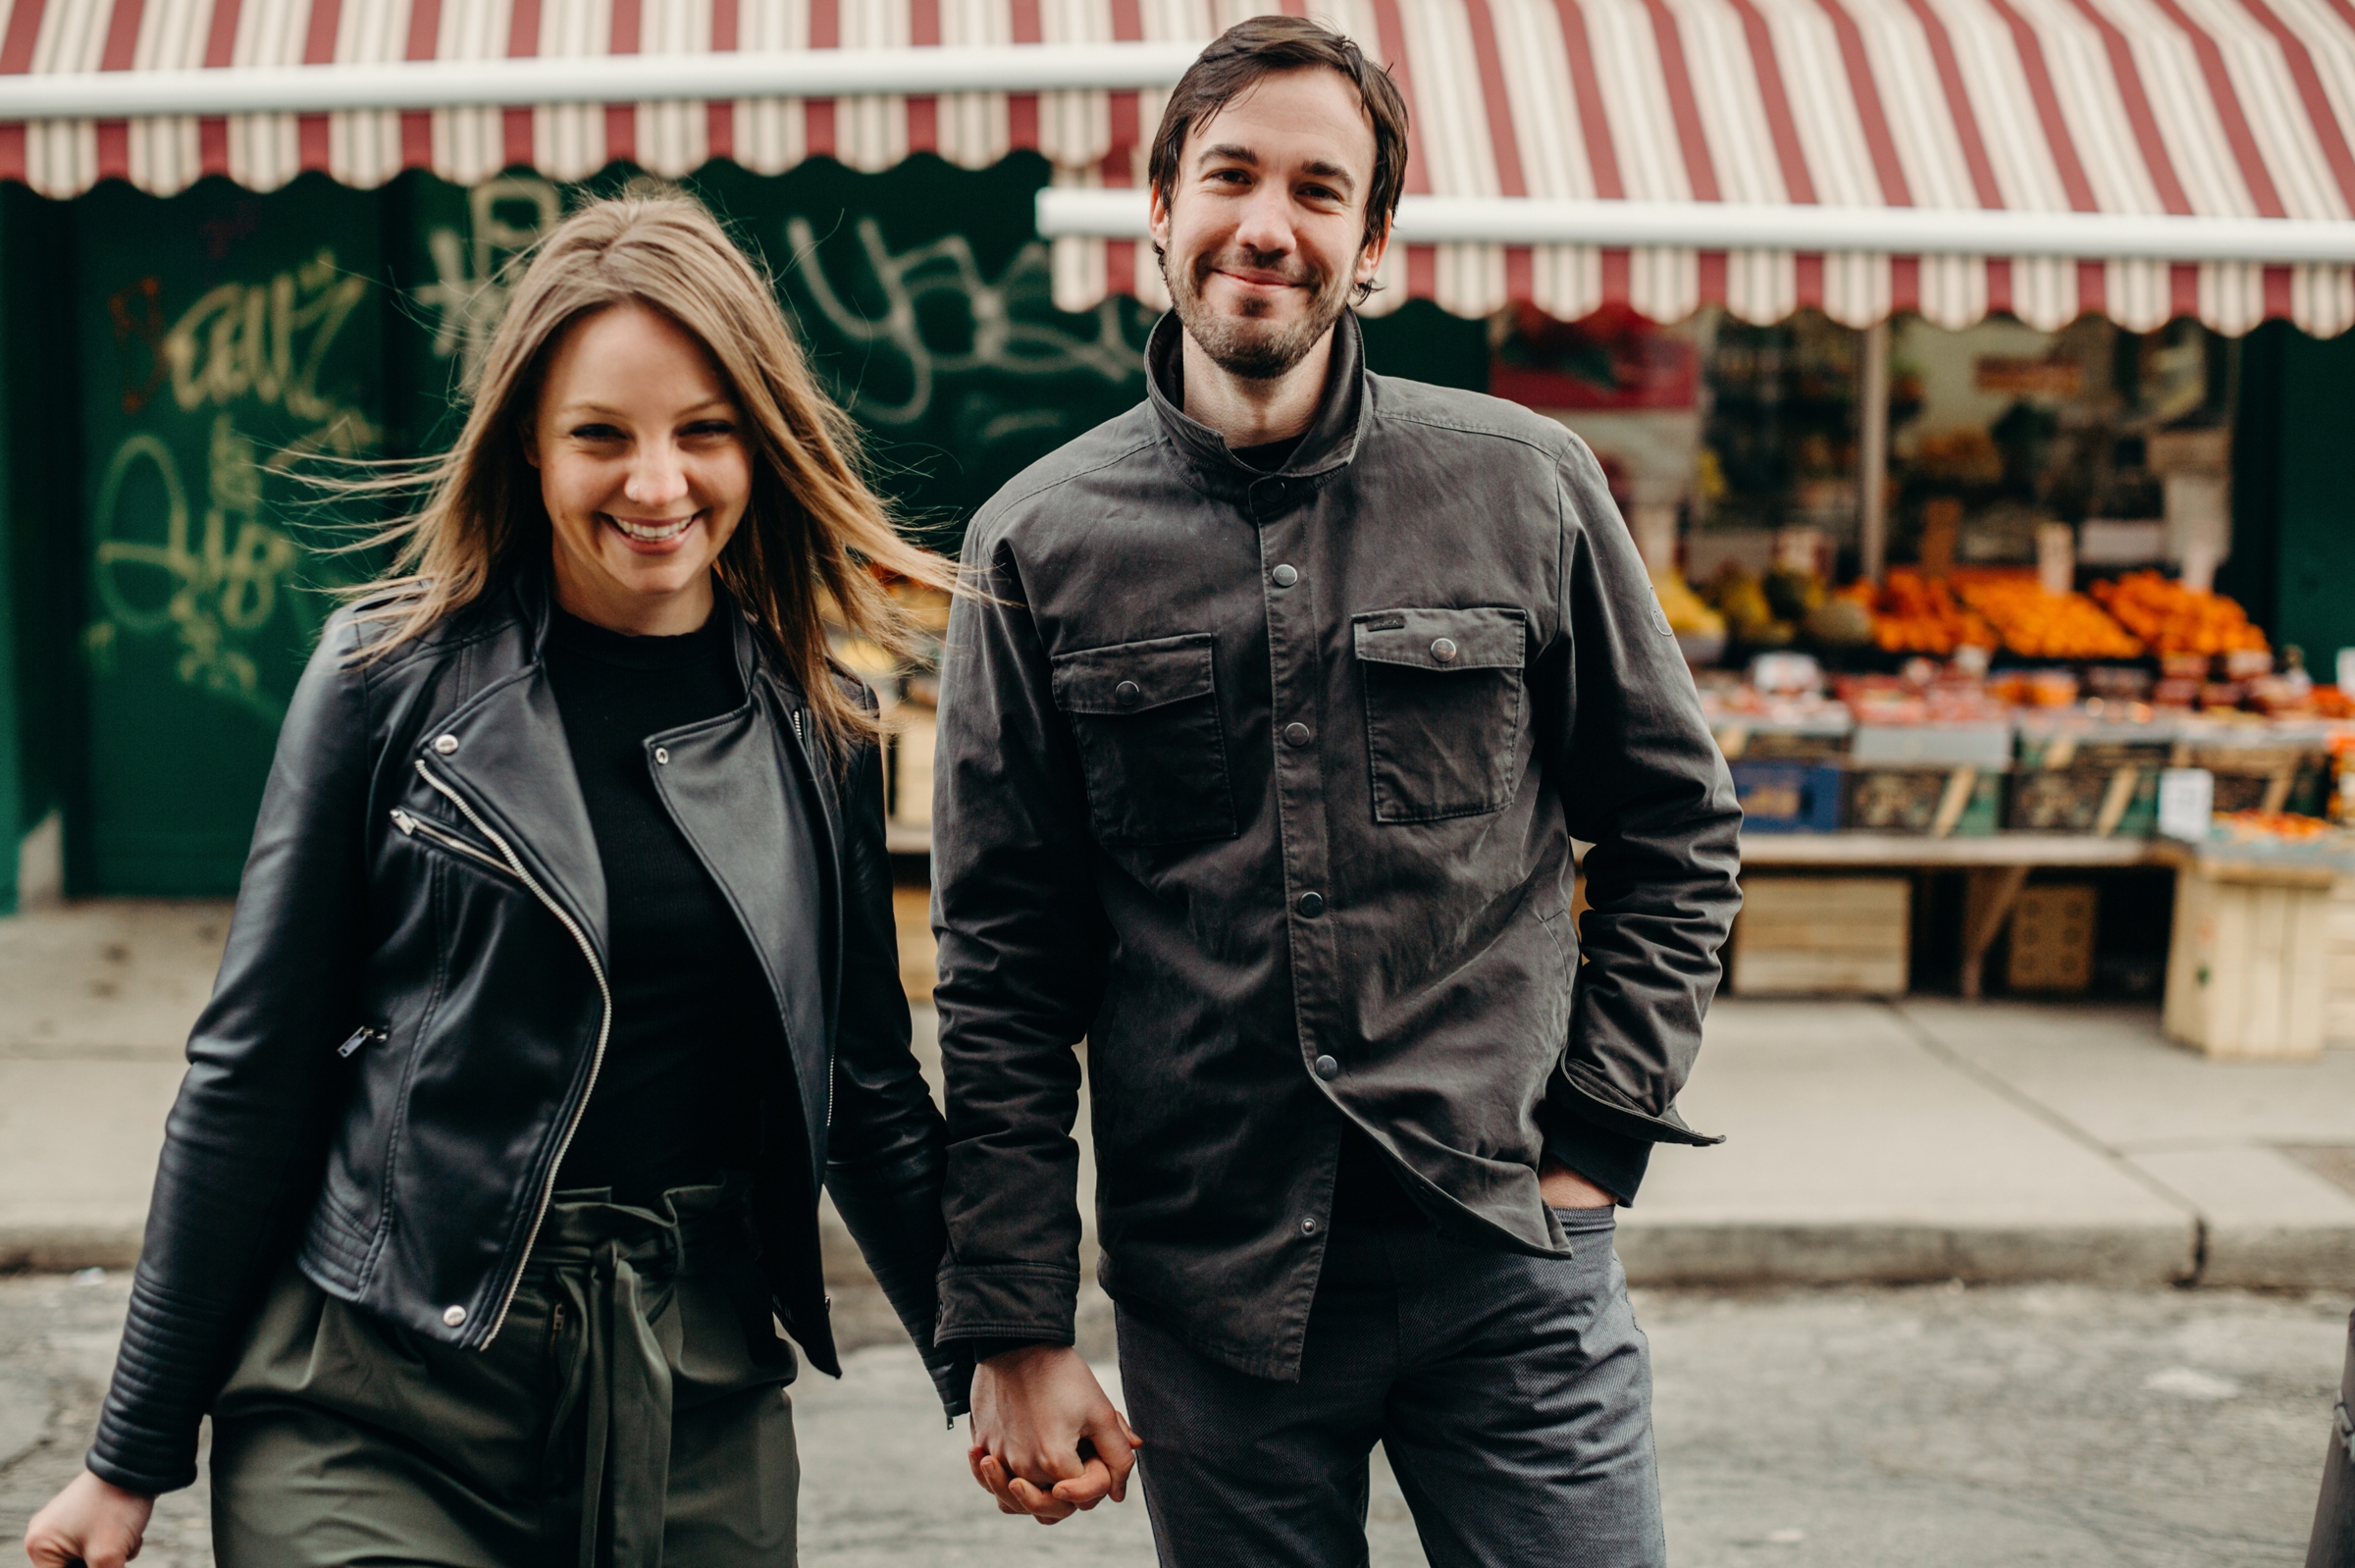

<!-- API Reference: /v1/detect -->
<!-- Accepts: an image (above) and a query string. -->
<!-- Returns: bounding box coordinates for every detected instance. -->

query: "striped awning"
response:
[6,0,2355,337]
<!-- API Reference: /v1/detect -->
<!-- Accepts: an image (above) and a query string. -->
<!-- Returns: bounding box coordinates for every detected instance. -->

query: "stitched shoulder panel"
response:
[965,405,1162,551]
[1366,374,1587,459]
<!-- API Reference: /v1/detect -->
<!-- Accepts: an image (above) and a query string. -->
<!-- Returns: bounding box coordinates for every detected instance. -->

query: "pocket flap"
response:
[1353,607,1526,671]
[1051,633,1218,715]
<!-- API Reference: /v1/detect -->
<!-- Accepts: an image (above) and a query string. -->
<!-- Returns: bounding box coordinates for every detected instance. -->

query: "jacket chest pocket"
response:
[1050,633,1238,847]
[1354,607,1528,823]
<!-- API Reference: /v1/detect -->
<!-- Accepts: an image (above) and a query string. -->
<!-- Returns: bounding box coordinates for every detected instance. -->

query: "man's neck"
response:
[1178,326,1334,448]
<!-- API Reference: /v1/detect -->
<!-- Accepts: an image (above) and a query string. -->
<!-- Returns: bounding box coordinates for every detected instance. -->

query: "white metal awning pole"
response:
[0,42,1208,120]
[1858,320,1891,587]
[1039,188,2355,266]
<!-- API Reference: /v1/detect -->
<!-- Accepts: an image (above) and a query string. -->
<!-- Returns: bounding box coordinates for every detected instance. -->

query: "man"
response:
[929,16,1742,1565]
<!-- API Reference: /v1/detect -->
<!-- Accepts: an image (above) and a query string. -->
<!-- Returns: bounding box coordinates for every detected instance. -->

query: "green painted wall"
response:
[0,185,80,912]
[2241,322,2355,673]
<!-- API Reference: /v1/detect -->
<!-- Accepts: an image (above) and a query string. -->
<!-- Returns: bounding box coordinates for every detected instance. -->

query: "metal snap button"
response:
[1272,564,1299,588]
[1283,722,1312,747]
[432,734,459,756]
[654,747,670,765]
[1314,1054,1339,1080]
[1301,1217,1320,1235]
[443,1304,467,1328]
[1296,891,1325,917]
[1114,680,1142,708]
[1431,637,1459,663]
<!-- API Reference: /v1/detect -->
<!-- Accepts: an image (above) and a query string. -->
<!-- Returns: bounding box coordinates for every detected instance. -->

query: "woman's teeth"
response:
[611,515,694,543]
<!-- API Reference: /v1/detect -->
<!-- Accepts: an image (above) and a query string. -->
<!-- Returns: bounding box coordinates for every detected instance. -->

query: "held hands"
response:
[967,1344,1143,1525]
[24,1470,154,1568]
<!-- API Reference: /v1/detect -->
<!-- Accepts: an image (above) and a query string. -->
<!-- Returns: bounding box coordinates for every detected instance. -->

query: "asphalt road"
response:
[0,1274,2340,1567]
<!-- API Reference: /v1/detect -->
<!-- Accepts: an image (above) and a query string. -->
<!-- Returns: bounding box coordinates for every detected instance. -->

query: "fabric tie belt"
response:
[533,1191,749,1568]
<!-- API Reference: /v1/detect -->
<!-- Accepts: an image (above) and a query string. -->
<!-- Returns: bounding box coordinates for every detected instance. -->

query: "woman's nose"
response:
[624,443,690,508]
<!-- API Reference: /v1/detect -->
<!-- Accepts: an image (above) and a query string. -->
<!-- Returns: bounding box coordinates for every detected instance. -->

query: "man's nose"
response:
[624,442,690,508]
[1230,182,1295,260]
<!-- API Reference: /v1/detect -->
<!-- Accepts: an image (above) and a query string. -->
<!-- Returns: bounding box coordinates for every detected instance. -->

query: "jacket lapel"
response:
[651,677,833,1150]
[417,661,609,962]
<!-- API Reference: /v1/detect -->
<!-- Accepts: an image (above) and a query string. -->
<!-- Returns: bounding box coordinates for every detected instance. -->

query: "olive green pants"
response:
[210,1182,799,1568]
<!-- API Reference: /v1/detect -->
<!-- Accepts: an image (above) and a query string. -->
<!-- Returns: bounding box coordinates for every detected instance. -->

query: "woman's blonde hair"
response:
[355,189,952,750]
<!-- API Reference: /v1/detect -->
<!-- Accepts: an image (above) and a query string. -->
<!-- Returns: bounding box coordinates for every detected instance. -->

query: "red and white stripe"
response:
[3,0,2351,333]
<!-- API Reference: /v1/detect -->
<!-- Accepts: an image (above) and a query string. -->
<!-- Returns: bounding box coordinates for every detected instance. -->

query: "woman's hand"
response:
[24,1470,153,1568]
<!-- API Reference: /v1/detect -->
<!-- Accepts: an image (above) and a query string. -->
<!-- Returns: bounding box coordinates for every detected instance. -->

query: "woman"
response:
[25,192,967,1567]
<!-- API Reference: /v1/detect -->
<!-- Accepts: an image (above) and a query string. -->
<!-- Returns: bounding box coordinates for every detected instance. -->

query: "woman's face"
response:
[528,301,753,636]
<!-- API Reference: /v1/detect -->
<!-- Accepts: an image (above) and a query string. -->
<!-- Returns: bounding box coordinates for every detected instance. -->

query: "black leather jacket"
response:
[88,569,968,1495]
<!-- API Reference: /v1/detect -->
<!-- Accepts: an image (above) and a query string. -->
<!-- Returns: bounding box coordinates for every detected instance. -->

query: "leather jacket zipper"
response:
[336,1024,385,1059]
[412,758,614,1348]
[389,808,511,879]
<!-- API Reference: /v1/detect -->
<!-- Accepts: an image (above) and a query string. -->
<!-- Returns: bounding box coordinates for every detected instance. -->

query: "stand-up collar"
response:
[508,555,770,701]
[1145,308,1369,508]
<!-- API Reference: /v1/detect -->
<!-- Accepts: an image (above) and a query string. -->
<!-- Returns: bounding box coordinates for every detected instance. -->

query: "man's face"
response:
[1151,67,1389,382]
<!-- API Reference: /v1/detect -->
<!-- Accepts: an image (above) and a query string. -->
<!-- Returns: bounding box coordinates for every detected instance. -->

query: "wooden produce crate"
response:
[1731,876,1910,995]
[2010,718,2173,836]
[2006,883,2096,992]
[2327,879,2355,1045]
[2163,859,2332,1060]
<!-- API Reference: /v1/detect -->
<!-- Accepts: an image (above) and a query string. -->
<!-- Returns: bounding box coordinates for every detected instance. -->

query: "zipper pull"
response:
[391,809,417,836]
[337,1025,385,1059]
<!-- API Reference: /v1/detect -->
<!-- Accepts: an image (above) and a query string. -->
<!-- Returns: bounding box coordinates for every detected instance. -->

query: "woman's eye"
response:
[570,424,625,442]
[684,420,738,439]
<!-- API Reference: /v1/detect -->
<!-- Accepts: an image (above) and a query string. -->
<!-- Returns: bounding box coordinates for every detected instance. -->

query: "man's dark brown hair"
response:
[1146,16,1411,297]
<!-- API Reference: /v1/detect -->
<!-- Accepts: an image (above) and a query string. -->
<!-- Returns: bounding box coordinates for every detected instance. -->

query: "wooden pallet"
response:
[1731,876,1911,996]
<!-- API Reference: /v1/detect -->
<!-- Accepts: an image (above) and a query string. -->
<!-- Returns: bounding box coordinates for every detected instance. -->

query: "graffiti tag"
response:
[783,215,1139,427]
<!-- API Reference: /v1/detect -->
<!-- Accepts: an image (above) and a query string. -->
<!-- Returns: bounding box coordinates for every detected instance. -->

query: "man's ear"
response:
[1356,214,1392,287]
[1148,183,1175,256]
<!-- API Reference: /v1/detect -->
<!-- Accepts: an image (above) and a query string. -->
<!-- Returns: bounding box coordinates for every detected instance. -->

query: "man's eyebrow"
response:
[1301,159,1358,195]
[1197,142,1260,167]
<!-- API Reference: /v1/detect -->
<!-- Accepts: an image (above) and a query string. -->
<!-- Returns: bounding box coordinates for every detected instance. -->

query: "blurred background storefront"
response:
[3,0,2355,1037]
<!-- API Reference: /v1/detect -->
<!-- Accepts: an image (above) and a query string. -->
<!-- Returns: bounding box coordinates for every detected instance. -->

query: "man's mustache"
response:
[1193,247,1325,292]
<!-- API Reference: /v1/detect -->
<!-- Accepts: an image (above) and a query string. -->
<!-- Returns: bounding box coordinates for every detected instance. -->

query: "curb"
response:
[1614,1220,2202,1288]
[16,1218,2347,1292]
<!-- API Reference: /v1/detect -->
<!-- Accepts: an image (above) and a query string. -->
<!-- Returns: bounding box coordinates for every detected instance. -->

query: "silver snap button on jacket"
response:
[1430,637,1458,663]
[432,734,459,756]
[654,748,670,765]
[1313,1054,1339,1080]
[443,1304,467,1328]
[1271,563,1298,588]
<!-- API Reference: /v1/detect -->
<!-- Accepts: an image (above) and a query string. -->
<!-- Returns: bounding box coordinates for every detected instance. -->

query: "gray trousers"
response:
[1116,1205,1666,1568]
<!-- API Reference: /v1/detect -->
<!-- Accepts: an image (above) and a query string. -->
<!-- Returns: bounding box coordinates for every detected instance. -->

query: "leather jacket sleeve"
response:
[88,614,375,1494]
[820,713,974,1418]
[1541,440,1743,1162]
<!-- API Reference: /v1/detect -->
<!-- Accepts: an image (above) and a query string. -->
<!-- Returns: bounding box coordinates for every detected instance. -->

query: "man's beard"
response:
[1165,242,1356,382]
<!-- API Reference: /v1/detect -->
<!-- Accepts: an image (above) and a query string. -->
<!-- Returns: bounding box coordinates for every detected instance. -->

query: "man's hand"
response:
[1540,1158,1617,1210]
[967,1344,1142,1525]
[24,1470,154,1568]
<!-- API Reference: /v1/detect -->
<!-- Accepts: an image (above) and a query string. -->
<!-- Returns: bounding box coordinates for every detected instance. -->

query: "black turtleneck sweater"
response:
[544,603,777,1204]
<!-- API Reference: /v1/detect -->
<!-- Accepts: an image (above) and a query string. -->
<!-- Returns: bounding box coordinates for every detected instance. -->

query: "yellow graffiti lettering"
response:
[164,248,377,441]
[92,414,304,720]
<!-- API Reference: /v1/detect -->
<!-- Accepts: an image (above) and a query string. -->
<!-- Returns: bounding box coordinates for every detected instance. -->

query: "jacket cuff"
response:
[83,1445,187,1499]
[935,1262,1081,1348]
[965,1333,1073,1363]
[1539,1115,1653,1207]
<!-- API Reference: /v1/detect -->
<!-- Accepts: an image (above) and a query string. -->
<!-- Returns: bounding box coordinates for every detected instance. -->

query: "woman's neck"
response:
[550,558,716,637]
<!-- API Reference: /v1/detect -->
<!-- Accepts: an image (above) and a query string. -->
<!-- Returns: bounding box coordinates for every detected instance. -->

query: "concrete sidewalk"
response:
[3,902,2352,1288]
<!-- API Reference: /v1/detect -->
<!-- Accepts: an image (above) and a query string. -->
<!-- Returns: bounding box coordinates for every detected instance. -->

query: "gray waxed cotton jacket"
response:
[930,311,1743,1383]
